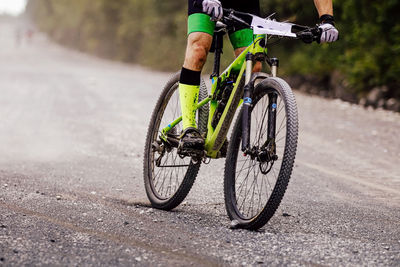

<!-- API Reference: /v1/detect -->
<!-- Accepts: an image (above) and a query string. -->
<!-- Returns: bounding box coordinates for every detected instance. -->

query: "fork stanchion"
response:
[241,53,254,153]
[270,58,279,77]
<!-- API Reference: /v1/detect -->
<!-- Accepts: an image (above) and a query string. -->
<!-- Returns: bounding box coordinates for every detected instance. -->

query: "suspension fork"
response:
[267,93,278,142]
[241,53,254,153]
[241,56,280,153]
[266,58,279,145]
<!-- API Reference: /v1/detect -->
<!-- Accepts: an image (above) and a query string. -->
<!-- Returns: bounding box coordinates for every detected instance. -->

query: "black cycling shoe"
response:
[177,127,205,157]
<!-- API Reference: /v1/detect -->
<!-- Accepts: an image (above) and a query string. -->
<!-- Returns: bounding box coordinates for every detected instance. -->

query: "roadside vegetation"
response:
[26,0,400,111]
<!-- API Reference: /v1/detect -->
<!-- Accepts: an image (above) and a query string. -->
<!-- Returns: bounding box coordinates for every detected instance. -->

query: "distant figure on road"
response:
[15,28,22,47]
[26,28,35,44]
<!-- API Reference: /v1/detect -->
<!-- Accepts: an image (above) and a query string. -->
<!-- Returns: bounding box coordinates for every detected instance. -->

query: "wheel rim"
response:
[149,83,193,200]
[234,90,287,220]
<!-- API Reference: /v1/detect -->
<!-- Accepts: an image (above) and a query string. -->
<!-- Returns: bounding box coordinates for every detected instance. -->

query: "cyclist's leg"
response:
[180,32,212,131]
[224,0,262,71]
[178,1,215,132]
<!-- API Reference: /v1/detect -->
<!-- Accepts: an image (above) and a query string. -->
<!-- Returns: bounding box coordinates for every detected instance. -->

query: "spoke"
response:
[239,161,258,213]
[236,161,255,199]
[253,104,261,143]
[248,162,259,217]
[236,164,254,176]
[167,153,178,196]
[263,171,270,201]
[161,153,175,196]
[158,153,170,195]
[154,166,162,184]
[257,167,264,213]
[242,164,259,218]
[276,114,286,136]
[270,167,277,189]
[276,134,286,143]
[235,157,252,181]
[255,166,263,215]
[256,99,269,146]
[276,99,285,117]
[276,116,287,137]
[175,163,180,193]
[237,157,251,163]
[237,161,256,212]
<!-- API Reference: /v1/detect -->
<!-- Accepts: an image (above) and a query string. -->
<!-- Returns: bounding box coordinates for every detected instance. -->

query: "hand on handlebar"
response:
[318,23,339,43]
[202,0,223,21]
[295,26,321,44]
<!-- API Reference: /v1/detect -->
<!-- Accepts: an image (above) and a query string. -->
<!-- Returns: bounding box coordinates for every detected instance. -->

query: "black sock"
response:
[179,67,201,86]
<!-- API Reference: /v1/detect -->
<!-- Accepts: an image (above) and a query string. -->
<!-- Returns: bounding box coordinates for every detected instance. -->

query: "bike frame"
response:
[161,34,270,158]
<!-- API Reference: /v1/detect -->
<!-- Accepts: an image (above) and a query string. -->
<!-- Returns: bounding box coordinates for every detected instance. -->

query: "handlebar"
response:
[292,24,322,44]
[193,1,322,44]
[222,8,322,44]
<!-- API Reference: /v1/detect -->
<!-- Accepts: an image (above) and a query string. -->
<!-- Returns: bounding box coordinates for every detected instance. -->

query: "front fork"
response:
[241,54,279,154]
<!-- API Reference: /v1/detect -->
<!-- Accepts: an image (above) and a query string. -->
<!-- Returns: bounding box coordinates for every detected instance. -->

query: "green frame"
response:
[161,34,267,158]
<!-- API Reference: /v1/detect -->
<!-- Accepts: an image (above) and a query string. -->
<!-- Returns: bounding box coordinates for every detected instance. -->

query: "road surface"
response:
[1,18,399,266]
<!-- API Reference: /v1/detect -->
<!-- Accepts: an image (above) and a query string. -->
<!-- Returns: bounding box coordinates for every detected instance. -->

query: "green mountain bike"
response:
[143,9,322,230]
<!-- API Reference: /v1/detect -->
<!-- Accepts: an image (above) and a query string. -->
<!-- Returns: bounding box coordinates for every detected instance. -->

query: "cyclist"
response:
[178,0,339,153]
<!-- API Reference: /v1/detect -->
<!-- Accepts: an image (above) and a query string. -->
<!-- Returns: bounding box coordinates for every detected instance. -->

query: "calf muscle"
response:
[183,32,213,71]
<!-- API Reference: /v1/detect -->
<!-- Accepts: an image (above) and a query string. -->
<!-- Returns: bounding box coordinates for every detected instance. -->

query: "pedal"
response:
[177,147,206,162]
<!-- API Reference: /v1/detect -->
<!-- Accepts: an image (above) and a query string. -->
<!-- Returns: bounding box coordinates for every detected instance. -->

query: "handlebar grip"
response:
[314,27,322,43]
[297,32,314,44]
[297,27,322,44]
[316,28,322,44]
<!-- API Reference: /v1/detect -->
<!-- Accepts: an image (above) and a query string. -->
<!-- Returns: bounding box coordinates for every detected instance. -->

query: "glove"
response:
[318,15,339,43]
[202,0,223,21]
[319,23,339,43]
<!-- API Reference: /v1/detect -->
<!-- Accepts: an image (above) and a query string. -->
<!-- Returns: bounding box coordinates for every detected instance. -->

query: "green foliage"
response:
[262,0,400,97]
[336,0,400,96]
[26,0,400,98]
[26,0,188,70]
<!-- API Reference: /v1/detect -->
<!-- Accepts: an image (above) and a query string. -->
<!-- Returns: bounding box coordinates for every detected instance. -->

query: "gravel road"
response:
[1,18,399,266]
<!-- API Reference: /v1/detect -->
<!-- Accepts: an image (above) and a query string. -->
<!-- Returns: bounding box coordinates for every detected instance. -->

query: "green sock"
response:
[178,83,199,130]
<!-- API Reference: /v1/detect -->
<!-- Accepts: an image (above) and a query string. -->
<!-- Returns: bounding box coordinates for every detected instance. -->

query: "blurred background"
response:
[3,0,400,112]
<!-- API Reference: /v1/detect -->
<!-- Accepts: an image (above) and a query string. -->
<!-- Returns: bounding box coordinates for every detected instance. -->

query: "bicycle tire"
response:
[224,77,298,230]
[143,72,209,210]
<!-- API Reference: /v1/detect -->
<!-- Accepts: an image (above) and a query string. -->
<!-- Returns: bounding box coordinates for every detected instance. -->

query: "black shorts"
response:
[187,0,260,49]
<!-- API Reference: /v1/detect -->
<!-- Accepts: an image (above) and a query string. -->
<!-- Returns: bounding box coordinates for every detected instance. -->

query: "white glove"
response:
[319,23,339,43]
[202,0,223,21]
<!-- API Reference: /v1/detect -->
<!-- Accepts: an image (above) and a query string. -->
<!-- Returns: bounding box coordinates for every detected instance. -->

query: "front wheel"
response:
[224,77,298,230]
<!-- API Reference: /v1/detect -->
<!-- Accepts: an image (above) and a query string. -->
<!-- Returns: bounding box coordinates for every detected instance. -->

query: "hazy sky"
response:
[0,0,27,16]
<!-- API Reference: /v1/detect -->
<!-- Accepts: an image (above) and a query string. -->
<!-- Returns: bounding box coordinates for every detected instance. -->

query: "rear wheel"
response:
[224,77,298,230]
[143,72,208,210]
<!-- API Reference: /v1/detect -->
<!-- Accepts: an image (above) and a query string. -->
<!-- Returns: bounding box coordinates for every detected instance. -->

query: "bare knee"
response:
[234,47,262,72]
[183,33,213,71]
[253,62,262,72]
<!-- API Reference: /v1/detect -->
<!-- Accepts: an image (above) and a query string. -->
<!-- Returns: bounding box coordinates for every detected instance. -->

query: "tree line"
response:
[26,0,400,110]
